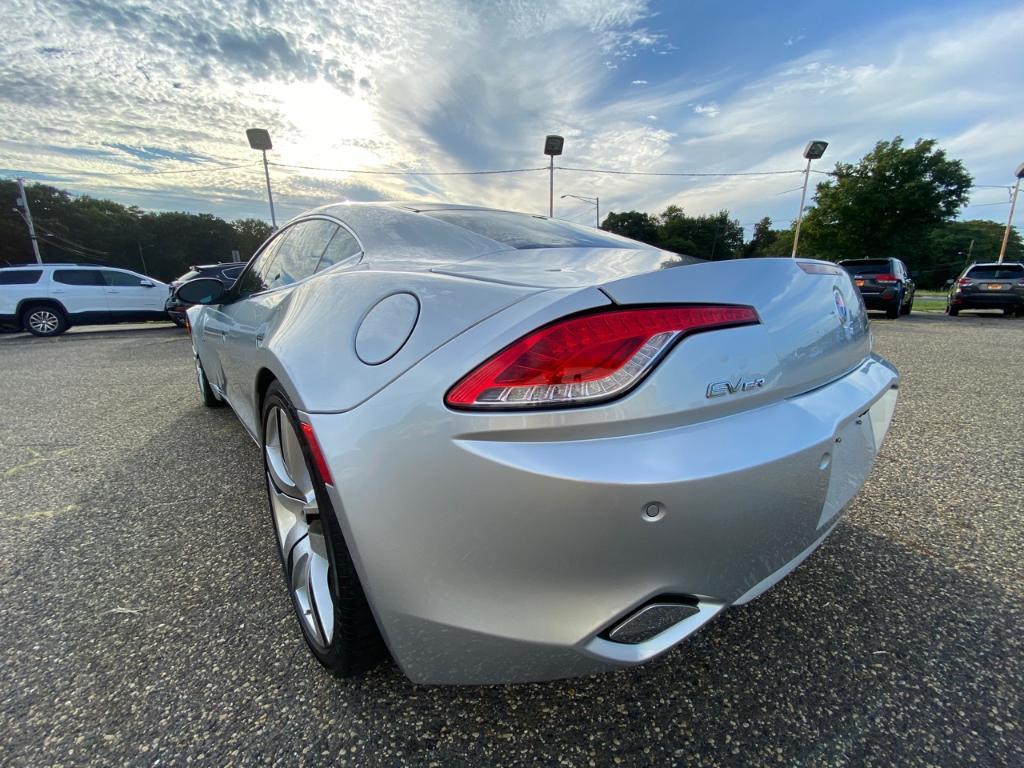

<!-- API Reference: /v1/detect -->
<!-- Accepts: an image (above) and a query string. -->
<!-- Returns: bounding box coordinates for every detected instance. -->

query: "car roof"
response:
[968,261,1023,268]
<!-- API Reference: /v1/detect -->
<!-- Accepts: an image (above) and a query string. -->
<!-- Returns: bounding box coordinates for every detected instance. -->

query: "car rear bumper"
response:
[858,288,900,309]
[309,354,899,684]
[952,292,1022,308]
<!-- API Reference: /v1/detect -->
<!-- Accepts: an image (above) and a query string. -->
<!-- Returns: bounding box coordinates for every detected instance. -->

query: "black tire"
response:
[193,351,223,408]
[1003,308,1015,317]
[947,305,959,316]
[22,303,68,337]
[885,302,900,319]
[170,315,186,328]
[262,382,386,677]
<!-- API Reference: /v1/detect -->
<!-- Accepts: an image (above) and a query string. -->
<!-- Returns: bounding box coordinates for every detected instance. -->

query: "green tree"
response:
[600,210,660,245]
[658,206,743,260]
[801,136,972,264]
[1,178,266,280]
[922,220,1023,288]
[742,216,778,257]
[232,218,273,260]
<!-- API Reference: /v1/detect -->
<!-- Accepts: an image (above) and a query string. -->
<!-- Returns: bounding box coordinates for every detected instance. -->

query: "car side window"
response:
[222,266,243,282]
[316,227,362,273]
[102,270,144,287]
[263,219,339,291]
[235,229,293,298]
[53,269,104,286]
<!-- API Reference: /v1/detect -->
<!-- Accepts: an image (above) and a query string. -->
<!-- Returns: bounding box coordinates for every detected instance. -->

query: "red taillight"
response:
[446,305,759,409]
[957,277,973,286]
[300,422,334,485]
[873,273,898,284]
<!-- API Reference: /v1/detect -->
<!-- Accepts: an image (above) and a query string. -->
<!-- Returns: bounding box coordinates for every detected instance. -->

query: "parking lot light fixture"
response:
[246,128,277,229]
[544,135,564,218]
[997,162,1024,264]
[561,194,600,227]
[791,140,829,258]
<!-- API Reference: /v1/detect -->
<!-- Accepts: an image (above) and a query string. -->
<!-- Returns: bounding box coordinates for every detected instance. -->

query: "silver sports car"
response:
[176,202,899,685]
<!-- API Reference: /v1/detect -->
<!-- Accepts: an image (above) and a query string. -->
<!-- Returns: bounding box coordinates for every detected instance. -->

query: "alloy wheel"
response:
[28,309,59,335]
[263,406,334,647]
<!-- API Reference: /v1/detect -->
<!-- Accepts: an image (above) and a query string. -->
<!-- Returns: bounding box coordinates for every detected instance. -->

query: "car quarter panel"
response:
[252,270,564,415]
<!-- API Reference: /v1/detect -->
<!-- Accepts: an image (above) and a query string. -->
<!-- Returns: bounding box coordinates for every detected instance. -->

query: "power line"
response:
[270,162,549,176]
[554,166,810,178]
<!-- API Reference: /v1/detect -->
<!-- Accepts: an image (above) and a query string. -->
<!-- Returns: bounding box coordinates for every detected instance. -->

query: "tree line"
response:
[0,179,272,282]
[601,137,1022,289]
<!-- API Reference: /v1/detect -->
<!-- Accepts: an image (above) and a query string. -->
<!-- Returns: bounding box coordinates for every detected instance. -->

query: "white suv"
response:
[0,264,169,337]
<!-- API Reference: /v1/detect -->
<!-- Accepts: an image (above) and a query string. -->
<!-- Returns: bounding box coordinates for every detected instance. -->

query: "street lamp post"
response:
[997,162,1024,264]
[791,140,829,258]
[561,194,600,227]
[246,128,277,229]
[544,135,564,218]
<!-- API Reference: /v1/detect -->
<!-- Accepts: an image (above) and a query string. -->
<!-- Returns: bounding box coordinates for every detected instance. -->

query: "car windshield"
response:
[840,261,891,275]
[422,209,644,251]
[966,265,1024,280]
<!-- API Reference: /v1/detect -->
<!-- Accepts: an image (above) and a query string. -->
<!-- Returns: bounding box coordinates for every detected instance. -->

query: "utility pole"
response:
[997,163,1024,263]
[16,178,43,264]
[137,240,150,276]
[261,149,277,229]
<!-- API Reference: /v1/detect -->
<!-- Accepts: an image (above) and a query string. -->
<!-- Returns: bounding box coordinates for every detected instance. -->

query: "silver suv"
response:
[0,264,168,336]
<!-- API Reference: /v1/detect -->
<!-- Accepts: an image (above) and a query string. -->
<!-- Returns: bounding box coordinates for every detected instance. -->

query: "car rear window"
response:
[422,209,643,251]
[0,269,43,285]
[53,269,104,285]
[966,265,1024,280]
[839,260,891,275]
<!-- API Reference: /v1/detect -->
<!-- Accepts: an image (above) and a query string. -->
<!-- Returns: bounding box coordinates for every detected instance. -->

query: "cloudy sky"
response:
[1,0,1022,235]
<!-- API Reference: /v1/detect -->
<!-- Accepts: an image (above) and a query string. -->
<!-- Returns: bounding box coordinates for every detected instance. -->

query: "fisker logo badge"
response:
[834,288,848,323]
[706,377,767,398]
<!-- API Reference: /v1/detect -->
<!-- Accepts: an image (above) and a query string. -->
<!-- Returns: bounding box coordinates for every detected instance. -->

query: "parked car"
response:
[176,203,899,685]
[838,258,915,318]
[0,264,168,336]
[946,262,1024,316]
[165,262,246,326]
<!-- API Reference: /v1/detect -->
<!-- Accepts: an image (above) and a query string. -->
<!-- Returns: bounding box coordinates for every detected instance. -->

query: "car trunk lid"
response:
[599,257,871,399]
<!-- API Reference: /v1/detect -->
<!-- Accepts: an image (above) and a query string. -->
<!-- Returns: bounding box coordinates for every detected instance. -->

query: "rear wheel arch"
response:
[17,298,68,324]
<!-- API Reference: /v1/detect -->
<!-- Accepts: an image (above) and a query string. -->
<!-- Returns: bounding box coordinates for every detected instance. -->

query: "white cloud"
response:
[0,0,1022,236]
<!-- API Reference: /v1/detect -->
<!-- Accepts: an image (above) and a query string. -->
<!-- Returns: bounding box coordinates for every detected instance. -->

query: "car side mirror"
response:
[139,279,154,287]
[175,277,226,305]
[944,279,954,288]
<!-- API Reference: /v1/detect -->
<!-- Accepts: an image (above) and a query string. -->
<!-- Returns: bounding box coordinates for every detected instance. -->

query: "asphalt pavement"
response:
[1,314,1021,767]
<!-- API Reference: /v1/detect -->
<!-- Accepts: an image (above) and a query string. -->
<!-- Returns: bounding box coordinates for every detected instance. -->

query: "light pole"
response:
[246,128,277,229]
[997,162,1024,263]
[561,194,600,227]
[791,140,829,258]
[15,178,43,264]
[544,135,564,217]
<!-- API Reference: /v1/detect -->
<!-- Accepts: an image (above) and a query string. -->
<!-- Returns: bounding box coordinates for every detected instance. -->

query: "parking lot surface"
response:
[1,315,1022,767]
